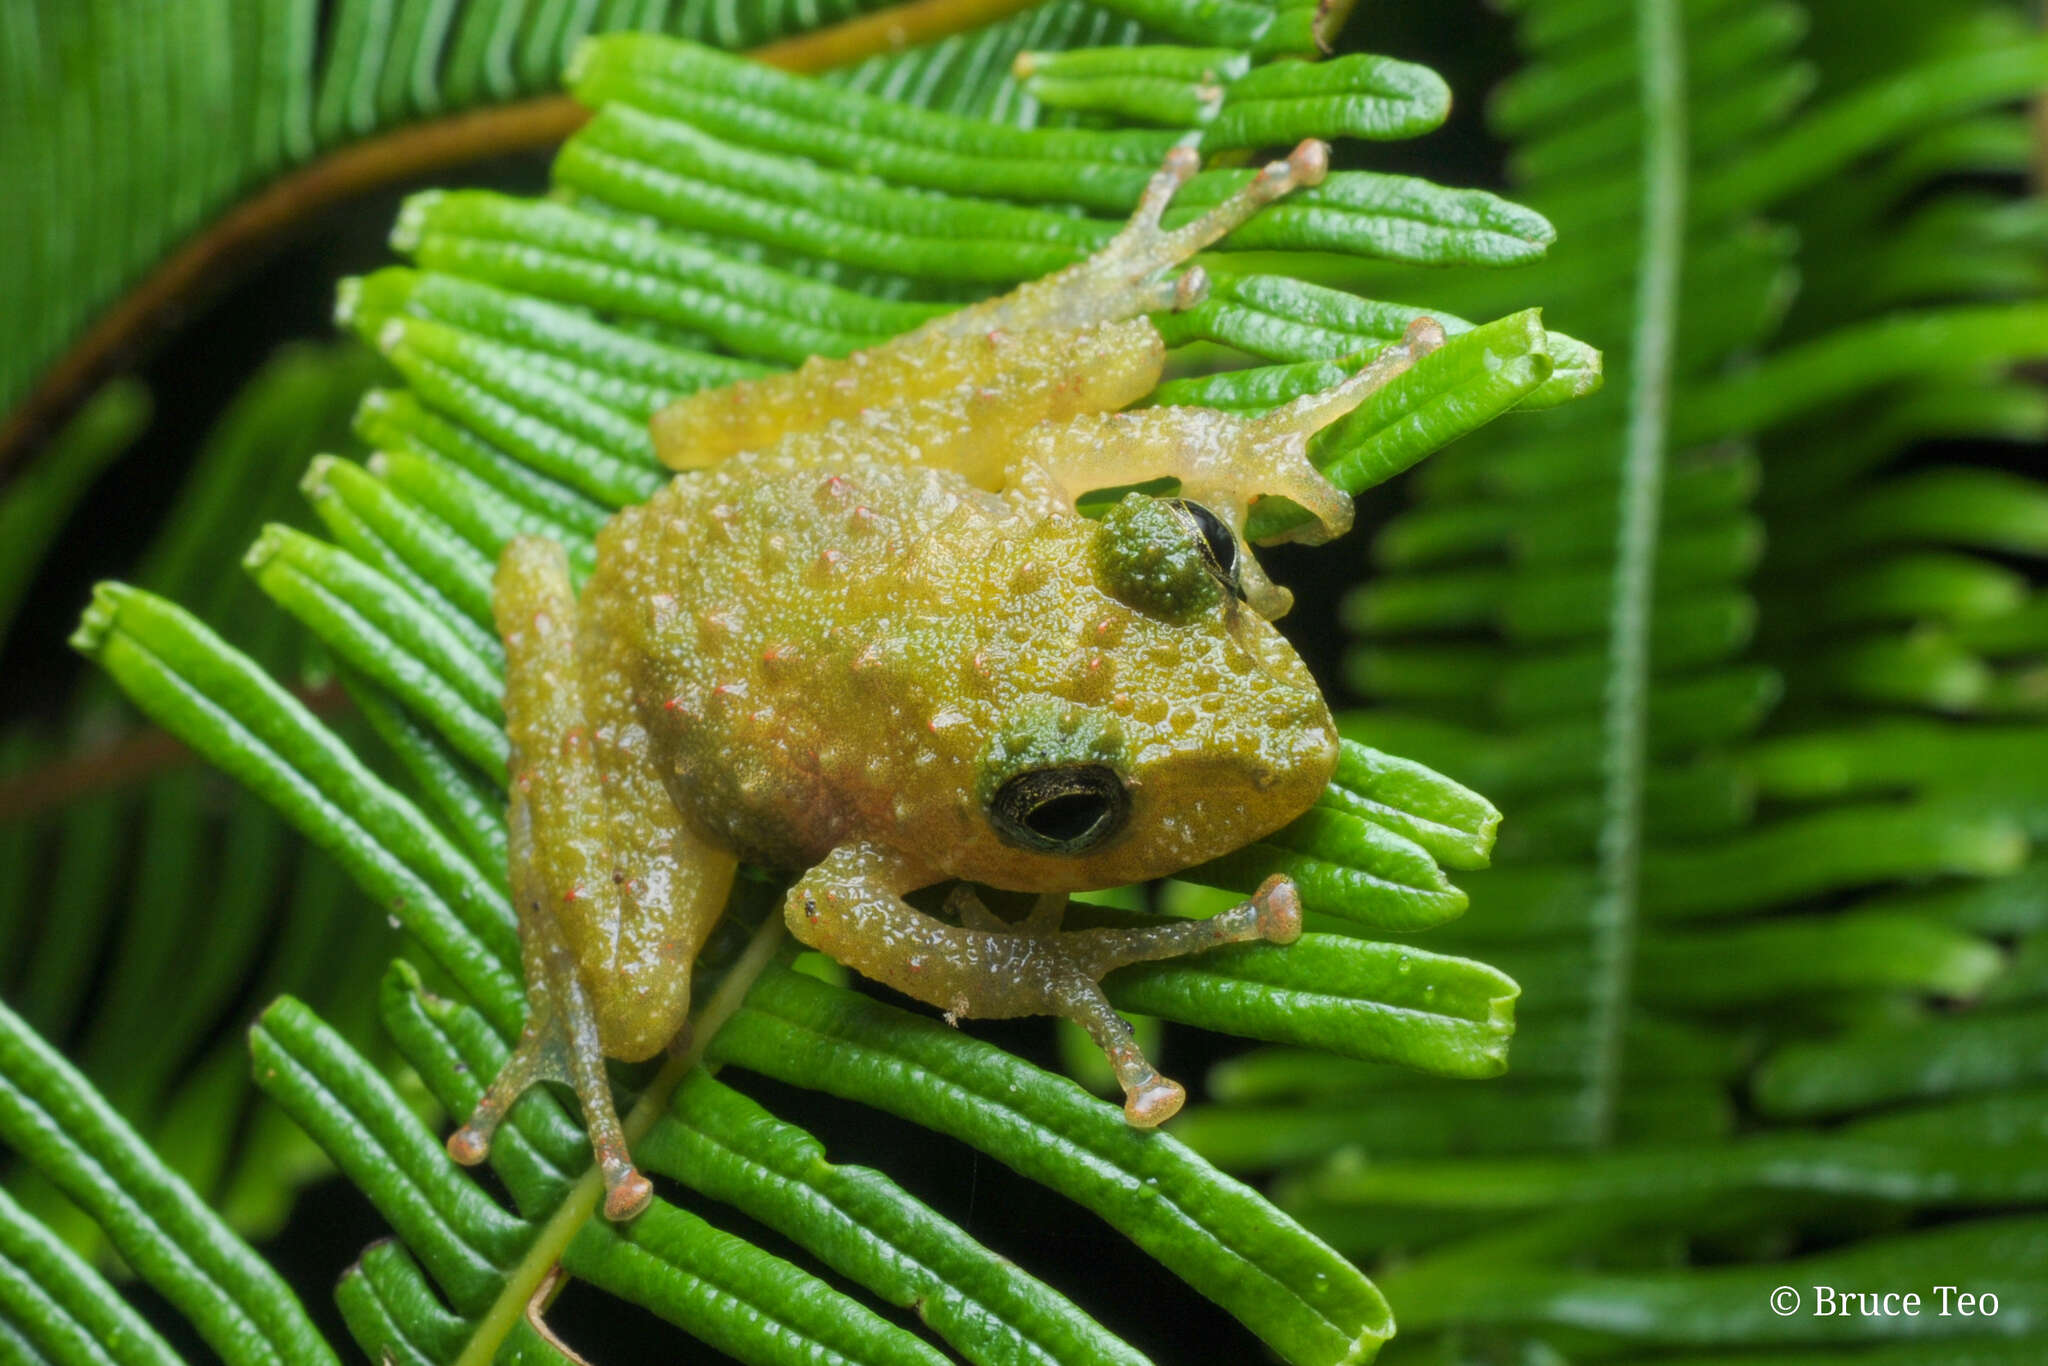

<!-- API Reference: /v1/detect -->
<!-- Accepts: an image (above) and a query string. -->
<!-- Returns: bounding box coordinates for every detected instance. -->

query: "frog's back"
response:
[580,452,996,866]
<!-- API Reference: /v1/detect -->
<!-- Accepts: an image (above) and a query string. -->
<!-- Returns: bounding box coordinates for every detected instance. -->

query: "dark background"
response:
[1,3,1519,1361]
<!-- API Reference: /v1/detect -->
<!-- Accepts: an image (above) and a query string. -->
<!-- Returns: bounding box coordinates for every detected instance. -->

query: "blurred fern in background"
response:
[0,1,1573,1362]
[1173,0,2048,1361]
[0,0,2043,1364]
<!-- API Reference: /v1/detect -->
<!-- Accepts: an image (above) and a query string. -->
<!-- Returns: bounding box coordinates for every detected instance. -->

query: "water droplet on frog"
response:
[1395,955,1411,975]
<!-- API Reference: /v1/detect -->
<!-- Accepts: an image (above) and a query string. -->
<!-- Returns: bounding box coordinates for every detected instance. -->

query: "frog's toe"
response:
[603,1170,655,1222]
[1251,873,1303,944]
[1111,138,1327,278]
[1123,1071,1186,1128]
[447,1124,493,1166]
[447,1019,558,1166]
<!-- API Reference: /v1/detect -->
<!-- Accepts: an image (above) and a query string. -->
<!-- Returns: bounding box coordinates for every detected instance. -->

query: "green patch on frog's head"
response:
[1092,493,1242,624]
[976,704,1130,855]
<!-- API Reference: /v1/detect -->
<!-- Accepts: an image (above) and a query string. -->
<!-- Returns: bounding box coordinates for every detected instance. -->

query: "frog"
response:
[444,136,1446,1220]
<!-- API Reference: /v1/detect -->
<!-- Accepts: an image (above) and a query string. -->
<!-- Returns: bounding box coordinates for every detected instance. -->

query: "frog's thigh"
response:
[652,141,1326,473]
[575,628,737,1060]
[752,324,1169,490]
[785,843,1302,1127]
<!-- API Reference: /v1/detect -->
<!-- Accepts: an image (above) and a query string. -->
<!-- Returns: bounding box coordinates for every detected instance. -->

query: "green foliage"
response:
[0,3,1591,1364]
[0,346,400,1272]
[1,0,1372,426]
[1,996,338,1364]
[1170,1,2048,1362]
[22,0,2041,1359]
[0,382,148,644]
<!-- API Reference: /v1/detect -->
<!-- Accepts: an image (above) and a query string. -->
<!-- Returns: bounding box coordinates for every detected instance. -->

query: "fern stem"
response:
[452,910,790,1366]
[1590,0,1688,1146]
[750,0,1042,71]
[0,682,347,824]
[0,98,585,477]
[0,0,1043,476]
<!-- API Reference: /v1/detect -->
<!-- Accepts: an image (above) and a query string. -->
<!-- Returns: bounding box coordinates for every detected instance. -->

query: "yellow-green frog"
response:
[445,139,1444,1219]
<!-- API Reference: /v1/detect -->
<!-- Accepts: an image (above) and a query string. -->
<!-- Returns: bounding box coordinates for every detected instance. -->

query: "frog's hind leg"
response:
[649,141,1326,475]
[790,845,1301,1126]
[449,806,652,1221]
[450,536,732,1222]
[926,139,1330,339]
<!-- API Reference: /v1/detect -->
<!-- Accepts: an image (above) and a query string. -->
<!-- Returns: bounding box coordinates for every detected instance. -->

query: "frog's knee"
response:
[493,535,576,640]
[786,886,821,938]
[496,534,569,588]
[595,994,688,1064]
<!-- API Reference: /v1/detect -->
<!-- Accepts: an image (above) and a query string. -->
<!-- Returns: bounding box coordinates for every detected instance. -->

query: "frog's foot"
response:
[929,139,1328,338]
[447,931,654,1221]
[1250,314,1451,497]
[1025,876,1300,1125]
[1206,313,1449,585]
[791,845,1301,1129]
[1228,313,1450,549]
[1089,139,1327,297]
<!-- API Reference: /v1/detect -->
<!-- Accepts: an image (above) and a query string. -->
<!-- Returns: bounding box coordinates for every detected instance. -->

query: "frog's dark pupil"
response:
[1165,499,1243,599]
[990,764,1129,854]
[1029,792,1110,843]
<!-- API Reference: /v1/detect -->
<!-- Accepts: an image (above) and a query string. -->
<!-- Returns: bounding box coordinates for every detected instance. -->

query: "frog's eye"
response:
[989,764,1130,854]
[1093,493,1232,622]
[1164,498,1244,601]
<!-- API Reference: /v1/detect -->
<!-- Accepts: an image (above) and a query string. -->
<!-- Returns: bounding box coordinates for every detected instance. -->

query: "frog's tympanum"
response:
[445,139,1445,1219]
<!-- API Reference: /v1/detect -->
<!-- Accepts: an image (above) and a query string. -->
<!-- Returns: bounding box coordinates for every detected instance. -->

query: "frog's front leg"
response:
[448,537,735,1221]
[788,844,1301,1125]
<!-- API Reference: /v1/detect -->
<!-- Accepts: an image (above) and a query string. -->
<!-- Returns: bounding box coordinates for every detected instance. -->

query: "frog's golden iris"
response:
[446,138,1444,1220]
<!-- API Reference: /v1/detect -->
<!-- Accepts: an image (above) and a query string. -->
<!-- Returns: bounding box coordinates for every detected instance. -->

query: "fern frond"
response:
[0,347,416,1266]
[36,7,1599,1363]
[4,0,1228,460]
[1180,0,2048,1359]
[0,998,337,1363]
[0,383,148,647]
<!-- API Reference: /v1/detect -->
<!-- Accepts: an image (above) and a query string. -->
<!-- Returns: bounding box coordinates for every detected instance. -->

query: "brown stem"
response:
[2036,0,2048,193]
[1316,0,1364,53]
[0,0,1041,475]
[0,682,347,824]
